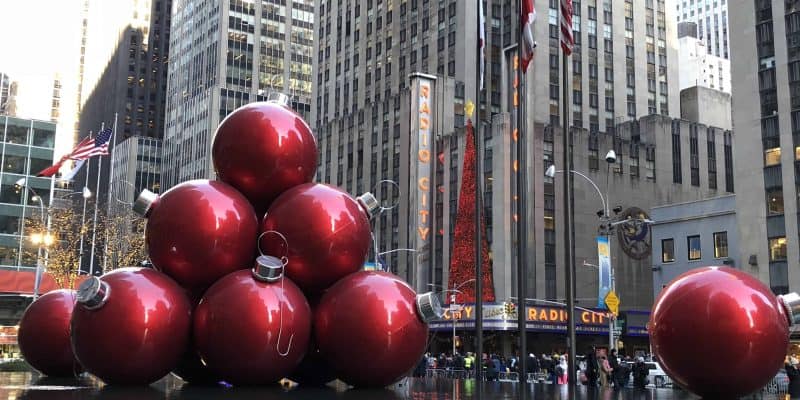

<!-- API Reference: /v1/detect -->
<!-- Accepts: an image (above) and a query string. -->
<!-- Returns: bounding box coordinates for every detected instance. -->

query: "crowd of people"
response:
[414,346,653,389]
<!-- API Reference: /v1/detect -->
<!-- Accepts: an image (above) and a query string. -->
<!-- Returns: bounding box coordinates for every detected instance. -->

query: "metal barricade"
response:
[498,372,519,382]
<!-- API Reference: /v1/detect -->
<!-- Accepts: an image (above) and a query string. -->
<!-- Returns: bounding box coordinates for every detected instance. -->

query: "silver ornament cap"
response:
[357,191,380,219]
[76,276,110,310]
[133,189,159,217]
[267,92,290,107]
[780,292,800,326]
[416,291,444,323]
[252,255,284,283]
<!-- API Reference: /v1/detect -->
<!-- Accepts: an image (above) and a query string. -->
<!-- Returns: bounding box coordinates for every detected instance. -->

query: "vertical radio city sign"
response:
[410,73,436,282]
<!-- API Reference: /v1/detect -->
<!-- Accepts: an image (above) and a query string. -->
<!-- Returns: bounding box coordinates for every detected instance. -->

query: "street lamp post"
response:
[429,278,476,359]
[546,150,616,351]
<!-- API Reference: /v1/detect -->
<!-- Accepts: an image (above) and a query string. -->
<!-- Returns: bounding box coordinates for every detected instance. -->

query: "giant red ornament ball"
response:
[650,266,789,398]
[194,268,311,385]
[18,290,81,377]
[138,179,259,294]
[260,183,372,295]
[212,98,318,215]
[315,271,432,387]
[71,268,192,385]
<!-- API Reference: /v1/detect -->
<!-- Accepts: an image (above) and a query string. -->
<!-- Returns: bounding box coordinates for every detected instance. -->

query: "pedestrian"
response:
[485,355,499,381]
[599,355,612,387]
[786,356,800,398]
[632,357,649,389]
[584,346,598,387]
[608,349,623,388]
[556,355,569,384]
[527,353,539,374]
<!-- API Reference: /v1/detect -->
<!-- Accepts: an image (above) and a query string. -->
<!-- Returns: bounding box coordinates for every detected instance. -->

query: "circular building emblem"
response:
[616,207,652,260]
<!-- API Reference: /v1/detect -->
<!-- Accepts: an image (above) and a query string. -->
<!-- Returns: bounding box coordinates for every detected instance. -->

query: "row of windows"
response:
[661,232,728,263]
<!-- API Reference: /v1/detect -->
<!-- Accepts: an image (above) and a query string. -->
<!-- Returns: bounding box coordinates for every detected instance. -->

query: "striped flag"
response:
[560,0,574,55]
[69,128,112,160]
[479,0,486,89]
[36,128,112,177]
[521,0,536,72]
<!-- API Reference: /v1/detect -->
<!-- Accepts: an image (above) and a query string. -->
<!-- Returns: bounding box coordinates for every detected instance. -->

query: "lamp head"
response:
[82,186,92,199]
[545,165,556,178]
[605,150,617,164]
[14,178,25,189]
[596,209,605,218]
[613,205,623,214]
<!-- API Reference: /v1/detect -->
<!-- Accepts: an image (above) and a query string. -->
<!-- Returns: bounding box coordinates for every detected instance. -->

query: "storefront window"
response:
[0,246,18,267]
[4,124,29,145]
[3,156,27,174]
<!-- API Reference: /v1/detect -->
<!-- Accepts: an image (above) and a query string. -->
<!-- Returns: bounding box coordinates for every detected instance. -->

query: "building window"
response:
[687,235,701,260]
[662,238,675,263]
[713,232,728,258]
[764,148,781,166]
[766,188,784,215]
[769,237,787,261]
[672,121,682,184]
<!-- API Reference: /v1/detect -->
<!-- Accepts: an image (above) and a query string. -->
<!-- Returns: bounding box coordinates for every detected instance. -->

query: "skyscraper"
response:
[76,0,172,207]
[162,0,315,189]
[314,0,680,300]
[675,0,729,59]
[730,0,799,294]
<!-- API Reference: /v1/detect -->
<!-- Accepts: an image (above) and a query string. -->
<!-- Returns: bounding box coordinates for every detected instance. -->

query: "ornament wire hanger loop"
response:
[257,230,289,264]
[275,276,294,357]
[371,180,401,212]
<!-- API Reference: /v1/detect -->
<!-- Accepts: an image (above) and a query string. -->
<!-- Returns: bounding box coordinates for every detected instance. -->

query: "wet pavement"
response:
[0,372,788,400]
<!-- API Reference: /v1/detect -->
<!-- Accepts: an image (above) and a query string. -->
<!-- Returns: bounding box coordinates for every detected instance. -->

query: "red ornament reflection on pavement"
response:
[315,271,430,387]
[212,100,318,215]
[142,179,259,294]
[71,268,192,385]
[650,266,789,398]
[18,290,81,377]
[260,183,372,296]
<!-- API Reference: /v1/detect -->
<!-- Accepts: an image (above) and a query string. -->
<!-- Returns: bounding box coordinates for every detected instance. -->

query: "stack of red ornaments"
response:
[17,96,441,388]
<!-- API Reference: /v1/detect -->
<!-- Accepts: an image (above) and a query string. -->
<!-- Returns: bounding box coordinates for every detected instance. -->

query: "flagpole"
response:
[78,141,91,275]
[560,0,577,389]
[515,0,529,385]
[473,0,484,384]
[102,113,118,270]
[89,123,104,276]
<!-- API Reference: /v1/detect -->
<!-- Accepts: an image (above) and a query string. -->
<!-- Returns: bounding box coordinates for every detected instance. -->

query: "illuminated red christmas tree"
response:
[447,113,495,304]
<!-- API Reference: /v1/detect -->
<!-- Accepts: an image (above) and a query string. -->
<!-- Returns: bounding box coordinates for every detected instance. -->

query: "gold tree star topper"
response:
[465,100,475,119]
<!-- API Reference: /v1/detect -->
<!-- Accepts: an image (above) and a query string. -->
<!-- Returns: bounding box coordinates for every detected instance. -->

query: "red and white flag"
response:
[521,0,536,72]
[36,129,111,177]
[560,0,574,55]
[479,0,486,89]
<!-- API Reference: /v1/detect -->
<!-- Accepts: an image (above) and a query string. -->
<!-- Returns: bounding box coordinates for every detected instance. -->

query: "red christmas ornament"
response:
[315,271,441,387]
[18,290,81,377]
[447,118,495,304]
[650,267,791,398]
[260,183,378,295]
[194,257,311,385]
[135,179,259,294]
[212,96,318,215]
[71,268,192,385]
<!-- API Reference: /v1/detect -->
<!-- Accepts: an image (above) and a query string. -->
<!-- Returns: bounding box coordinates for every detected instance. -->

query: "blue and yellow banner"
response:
[597,236,612,309]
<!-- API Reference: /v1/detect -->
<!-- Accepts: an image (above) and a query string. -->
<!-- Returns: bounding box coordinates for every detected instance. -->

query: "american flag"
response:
[68,128,112,161]
[560,0,574,55]
[36,128,113,177]
[520,0,537,72]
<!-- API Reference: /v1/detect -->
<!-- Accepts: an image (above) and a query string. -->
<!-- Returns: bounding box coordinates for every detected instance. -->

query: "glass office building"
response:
[0,116,55,269]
